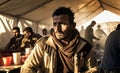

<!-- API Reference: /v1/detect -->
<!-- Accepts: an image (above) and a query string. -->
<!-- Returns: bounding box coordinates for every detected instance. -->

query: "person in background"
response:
[85,21,99,46]
[21,7,93,73]
[95,25,107,38]
[95,24,107,49]
[100,24,120,73]
[5,27,23,51]
[42,28,48,36]
[79,26,85,38]
[20,27,41,54]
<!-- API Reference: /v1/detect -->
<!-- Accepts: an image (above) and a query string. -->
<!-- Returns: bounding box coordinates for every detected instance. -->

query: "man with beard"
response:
[20,27,41,54]
[21,7,92,73]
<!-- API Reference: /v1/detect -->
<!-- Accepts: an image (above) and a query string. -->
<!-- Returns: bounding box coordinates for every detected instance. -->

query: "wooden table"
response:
[0,65,22,73]
[0,53,27,73]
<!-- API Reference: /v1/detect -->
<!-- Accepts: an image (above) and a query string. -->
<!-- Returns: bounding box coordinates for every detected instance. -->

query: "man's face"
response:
[12,30,19,37]
[23,31,30,38]
[53,14,73,40]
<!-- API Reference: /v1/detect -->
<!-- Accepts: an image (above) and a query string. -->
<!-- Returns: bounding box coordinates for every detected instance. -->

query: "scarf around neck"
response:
[52,29,80,73]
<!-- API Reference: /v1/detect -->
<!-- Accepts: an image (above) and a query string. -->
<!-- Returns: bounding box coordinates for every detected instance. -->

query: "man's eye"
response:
[53,23,66,26]
[53,23,57,26]
[62,23,66,25]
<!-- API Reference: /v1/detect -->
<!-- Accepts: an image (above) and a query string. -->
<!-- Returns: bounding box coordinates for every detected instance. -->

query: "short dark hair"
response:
[92,21,96,24]
[12,27,20,32]
[97,25,101,28]
[23,27,33,34]
[116,24,120,30]
[52,7,74,24]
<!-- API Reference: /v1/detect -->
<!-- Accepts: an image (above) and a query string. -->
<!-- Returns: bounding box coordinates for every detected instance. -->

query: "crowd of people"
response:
[0,6,120,73]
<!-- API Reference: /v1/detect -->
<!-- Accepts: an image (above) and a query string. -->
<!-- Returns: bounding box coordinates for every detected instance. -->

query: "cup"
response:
[25,48,31,55]
[2,56,12,66]
[12,52,21,65]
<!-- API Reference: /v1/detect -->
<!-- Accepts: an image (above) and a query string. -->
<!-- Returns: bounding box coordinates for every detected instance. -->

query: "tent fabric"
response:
[0,0,120,25]
[0,0,120,48]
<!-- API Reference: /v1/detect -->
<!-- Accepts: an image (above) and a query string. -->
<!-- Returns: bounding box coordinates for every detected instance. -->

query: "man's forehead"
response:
[53,15,69,20]
[12,30,17,32]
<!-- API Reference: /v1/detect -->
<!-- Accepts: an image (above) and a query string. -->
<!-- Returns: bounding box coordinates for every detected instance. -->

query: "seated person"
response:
[4,27,23,52]
[20,27,41,54]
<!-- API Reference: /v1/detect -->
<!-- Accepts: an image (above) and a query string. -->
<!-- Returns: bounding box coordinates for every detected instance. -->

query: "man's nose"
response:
[56,24,61,32]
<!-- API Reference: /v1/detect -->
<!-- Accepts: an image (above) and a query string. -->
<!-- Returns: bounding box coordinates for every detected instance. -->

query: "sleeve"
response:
[20,43,44,73]
[5,38,14,50]
[91,29,98,39]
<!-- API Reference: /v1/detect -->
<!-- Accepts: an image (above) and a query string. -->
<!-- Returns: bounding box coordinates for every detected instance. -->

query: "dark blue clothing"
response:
[5,34,23,51]
[100,30,120,69]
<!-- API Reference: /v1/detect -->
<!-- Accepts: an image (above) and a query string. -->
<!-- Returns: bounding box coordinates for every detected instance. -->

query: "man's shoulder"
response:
[34,36,55,51]
[79,37,92,47]
[35,36,49,45]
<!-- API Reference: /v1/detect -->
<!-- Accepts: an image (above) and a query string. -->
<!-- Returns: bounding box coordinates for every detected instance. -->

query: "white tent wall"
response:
[0,15,17,49]
[38,23,52,36]
[17,19,39,34]
[18,19,48,36]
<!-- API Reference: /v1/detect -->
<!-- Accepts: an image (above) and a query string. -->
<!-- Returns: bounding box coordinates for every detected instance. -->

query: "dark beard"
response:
[63,29,72,40]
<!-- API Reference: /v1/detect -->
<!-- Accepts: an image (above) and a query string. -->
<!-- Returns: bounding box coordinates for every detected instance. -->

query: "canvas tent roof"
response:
[0,0,120,49]
[0,0,120,25]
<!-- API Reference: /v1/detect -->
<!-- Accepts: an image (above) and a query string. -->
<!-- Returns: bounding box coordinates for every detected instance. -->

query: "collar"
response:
[45,35,56,49]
